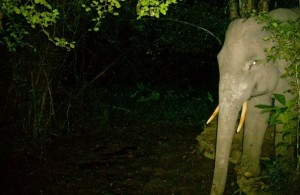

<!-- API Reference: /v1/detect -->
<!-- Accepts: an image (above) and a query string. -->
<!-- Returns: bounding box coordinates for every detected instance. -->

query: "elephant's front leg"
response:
[237,95,272,177]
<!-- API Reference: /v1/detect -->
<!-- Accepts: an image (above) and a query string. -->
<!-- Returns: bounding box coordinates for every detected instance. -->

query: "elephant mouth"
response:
[207,101,248,133]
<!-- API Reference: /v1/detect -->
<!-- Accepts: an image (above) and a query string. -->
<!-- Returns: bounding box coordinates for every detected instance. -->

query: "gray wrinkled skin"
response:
[211,8,300,195]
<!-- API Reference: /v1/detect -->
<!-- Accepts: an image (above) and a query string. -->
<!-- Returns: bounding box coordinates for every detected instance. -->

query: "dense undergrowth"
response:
[56,84,215,136]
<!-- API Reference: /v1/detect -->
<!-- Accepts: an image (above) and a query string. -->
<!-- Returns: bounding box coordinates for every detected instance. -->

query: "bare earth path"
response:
[0,120,240,194]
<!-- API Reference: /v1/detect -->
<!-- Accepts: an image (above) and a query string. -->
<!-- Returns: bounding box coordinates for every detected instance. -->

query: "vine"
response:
[256,12,300,172]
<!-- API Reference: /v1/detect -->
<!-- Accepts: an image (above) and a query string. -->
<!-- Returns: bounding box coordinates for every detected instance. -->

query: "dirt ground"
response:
[0,120,240,195]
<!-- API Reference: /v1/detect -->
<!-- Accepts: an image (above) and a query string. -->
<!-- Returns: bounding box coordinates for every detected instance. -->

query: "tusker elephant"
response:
[207,8,300,195]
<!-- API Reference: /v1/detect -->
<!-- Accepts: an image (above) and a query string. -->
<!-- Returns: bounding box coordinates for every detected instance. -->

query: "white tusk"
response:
[206,106,219,124]
[237,101,248,133]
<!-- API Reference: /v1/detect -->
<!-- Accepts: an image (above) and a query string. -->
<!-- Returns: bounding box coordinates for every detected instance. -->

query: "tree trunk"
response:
[228,0,239,20]
[240,0,256,17]
[228,0,269,19]
[245,0,255,14]
[258,0,269,12]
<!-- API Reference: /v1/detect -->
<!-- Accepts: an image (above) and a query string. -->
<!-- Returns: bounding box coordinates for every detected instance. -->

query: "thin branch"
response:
[161,18,222,45]
[75,60,116,99]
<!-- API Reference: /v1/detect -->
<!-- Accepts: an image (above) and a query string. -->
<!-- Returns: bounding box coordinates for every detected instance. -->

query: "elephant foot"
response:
[235,163,260,178]
[236,173,270,195]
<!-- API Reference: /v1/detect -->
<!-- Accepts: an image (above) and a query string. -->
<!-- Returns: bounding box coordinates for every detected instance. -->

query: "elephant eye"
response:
[249,60,257,70]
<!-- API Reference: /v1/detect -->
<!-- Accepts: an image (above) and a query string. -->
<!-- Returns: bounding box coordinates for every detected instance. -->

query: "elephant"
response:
[206,8,300,195]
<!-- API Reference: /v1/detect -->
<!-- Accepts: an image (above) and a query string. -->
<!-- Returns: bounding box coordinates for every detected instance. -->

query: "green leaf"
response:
[114,1,121,8]
[31,15,40,24]
[207,92,213,103]
[269,112,281,125]
[255,104,274,110]
[70,43,75,49]
[271,22,278,28]
[275,141,291,149]
[92,1,98,5]
[273,94,286,105]
[14,7,21,14]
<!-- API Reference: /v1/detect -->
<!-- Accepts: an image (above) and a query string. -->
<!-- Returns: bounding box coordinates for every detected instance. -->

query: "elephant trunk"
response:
[210,102,243,195]
[207,102,248,133]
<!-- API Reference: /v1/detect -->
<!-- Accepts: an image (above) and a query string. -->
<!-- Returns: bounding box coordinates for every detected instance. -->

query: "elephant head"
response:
[207,8,300,195]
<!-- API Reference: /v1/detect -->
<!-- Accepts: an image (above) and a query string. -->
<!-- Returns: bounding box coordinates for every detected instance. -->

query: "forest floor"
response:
[0,120,241,195]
